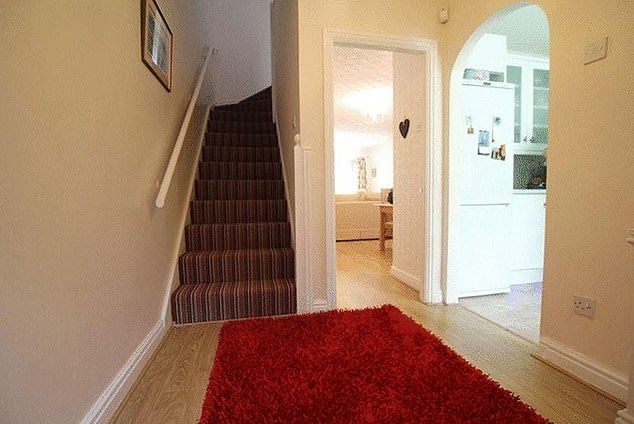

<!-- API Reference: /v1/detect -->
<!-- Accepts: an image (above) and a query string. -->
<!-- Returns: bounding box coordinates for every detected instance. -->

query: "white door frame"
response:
[323,29,443,308]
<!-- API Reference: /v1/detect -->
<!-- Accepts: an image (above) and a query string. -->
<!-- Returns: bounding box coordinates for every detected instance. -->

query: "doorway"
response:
[323,30,443,310]
[447,5,550,343]
[332,46,394,244]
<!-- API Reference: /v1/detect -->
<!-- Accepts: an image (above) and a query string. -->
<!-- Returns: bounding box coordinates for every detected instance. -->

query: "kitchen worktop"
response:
[513,189,546,195]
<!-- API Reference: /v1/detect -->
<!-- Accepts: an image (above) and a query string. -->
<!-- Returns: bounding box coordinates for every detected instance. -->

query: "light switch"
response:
[584,37,608,65]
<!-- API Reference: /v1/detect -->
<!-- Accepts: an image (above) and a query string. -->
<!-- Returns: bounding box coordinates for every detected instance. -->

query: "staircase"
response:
[171,88,296,324]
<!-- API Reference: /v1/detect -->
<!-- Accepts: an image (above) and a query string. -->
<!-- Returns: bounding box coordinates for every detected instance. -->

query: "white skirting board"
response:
[534,336,628,403]
[617,409,634,424]
[80,320,167,424]
[390,266,421,292]
[336,228,378,241]
[312,300,330,312]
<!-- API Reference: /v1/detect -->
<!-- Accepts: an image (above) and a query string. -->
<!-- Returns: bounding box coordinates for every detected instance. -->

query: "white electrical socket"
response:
[573,295,595,318]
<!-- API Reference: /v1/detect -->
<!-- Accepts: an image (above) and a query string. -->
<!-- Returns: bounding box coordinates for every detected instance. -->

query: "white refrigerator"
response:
[457,80,515,297]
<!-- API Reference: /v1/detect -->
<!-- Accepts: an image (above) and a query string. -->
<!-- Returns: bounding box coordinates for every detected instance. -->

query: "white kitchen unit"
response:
[510,191,546,284]
[457,204,513,297]
[506,54,550,154]
[457,81,515,298]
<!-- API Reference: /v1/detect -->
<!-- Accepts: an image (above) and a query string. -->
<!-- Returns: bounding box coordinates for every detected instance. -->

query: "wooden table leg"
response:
[379,208,386,251]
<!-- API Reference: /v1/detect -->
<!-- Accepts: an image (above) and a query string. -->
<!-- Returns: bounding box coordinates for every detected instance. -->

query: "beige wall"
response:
[271,0,300,226]
[0,1,213,422]
[441,0,633,378]
[209,0,273,105]
[297,0,440,304]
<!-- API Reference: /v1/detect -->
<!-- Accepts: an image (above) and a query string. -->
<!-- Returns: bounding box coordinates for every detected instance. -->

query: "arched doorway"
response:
[445,3,550,343]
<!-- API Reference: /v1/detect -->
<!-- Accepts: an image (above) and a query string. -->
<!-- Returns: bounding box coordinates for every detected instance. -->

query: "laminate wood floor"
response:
[111,240,623,424]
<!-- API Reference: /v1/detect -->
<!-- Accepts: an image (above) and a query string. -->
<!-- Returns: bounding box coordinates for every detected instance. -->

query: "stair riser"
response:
[202,146,280,162]
[198,163,282,180]
[171,279,296,324]
[195,180,285,201]
[211,110,272,123]
[185,223,291,251]
[209,121,275,134]
[215,100,271,112]
[190,200,288,224]
[172,89,296,324]
[205,133,277,147]
[179,250,295,284]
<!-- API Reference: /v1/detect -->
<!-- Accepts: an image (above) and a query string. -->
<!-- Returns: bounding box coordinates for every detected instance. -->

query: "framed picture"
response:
[141,0,173,91]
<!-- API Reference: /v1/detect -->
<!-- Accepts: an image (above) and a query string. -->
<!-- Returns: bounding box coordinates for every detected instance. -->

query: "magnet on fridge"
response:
[466,115,474,134]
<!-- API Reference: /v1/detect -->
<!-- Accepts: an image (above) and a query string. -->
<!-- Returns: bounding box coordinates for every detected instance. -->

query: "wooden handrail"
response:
[155,47,211,208]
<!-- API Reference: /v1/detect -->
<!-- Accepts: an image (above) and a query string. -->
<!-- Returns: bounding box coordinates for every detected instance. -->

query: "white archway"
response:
[444,2,548,304]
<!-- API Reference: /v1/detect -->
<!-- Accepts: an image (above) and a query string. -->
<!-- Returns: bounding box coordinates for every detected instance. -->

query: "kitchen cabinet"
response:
[506,55,550,153]
[510,192,546,284]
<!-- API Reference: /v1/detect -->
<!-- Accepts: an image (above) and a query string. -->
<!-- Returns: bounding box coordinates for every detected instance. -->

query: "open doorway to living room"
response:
[332,45,394,252]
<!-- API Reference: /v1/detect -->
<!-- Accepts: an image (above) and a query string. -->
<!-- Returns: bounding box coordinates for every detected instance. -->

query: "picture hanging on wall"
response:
[141,0,173,91]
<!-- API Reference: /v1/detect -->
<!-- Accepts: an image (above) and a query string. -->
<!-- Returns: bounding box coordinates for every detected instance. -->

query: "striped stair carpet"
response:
[171,87,296,324]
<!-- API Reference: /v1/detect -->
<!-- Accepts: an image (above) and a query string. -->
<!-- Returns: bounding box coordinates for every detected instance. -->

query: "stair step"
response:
[205,133,277,147]
[209,121,275,134]
[179,248,295,285]
[185,222,291,251]
[215,99,271,112]
[198,162,282,180]
[195,180,285,200]
[190,200,288,224]
[170,278,296,324]
[171,87,295,325]
[201,146,280,162]
[211,109,272,123]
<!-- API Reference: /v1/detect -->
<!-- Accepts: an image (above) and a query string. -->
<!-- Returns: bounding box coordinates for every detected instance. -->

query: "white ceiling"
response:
[333,46,393,140]
[488,5,549,57]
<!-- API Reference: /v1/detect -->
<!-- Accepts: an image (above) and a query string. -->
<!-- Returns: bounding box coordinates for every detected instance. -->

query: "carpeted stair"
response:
[171,88,296,324]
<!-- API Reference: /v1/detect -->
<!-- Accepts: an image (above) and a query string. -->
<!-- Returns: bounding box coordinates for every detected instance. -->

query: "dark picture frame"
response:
[141,0,173,91]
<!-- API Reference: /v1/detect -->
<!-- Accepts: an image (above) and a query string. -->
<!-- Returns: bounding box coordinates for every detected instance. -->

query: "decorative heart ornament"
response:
[399,119,410,139]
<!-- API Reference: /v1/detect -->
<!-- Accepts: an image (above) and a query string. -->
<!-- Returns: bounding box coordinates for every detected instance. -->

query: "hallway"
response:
[112,240,620,423]
[335,240,621,423]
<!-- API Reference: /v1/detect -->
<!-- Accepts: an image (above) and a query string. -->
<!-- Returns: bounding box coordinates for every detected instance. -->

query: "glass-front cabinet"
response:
[532,68,549,145]
[506,65,522,144]
[506,55,550,153]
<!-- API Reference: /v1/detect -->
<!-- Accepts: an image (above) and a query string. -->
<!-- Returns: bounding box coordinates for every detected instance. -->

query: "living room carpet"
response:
[199,305,550,423]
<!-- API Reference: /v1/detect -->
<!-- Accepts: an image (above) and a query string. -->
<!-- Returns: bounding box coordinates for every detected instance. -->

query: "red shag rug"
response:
[199,305,550,423]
